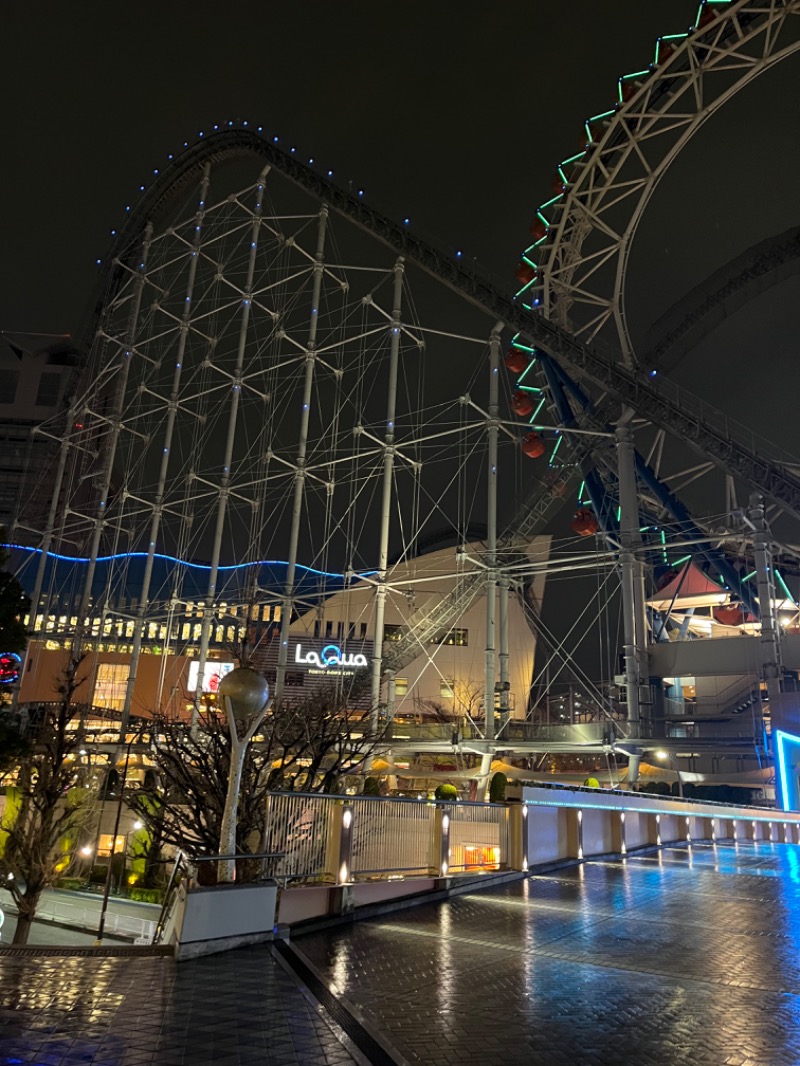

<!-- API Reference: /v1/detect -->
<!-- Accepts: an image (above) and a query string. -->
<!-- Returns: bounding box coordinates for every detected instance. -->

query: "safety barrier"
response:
[262,792,509,885]
[0,890,156,943]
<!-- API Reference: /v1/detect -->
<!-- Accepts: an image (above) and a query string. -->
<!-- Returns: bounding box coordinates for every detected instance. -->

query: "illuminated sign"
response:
[0,652,21,685]
[187,661,235,693]
[294,643,368,674]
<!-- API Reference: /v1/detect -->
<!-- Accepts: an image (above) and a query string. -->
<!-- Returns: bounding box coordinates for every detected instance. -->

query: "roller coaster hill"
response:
[5,0,800,806]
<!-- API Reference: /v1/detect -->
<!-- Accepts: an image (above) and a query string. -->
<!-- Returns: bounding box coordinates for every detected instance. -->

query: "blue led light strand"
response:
[3,544,377,580]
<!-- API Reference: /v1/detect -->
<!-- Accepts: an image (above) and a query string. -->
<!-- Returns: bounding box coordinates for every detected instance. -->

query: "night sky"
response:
[3,1,796,386]
[3,2,798,686]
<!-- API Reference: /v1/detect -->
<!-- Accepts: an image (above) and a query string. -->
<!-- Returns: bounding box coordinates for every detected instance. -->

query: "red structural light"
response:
[521,431,546,459]
[514,262,536,286]
[697,7,719,28]
[713,604,744,627]
[504,349,528,374]
[658,41,675,62]
[529,219,548,241]
[511,391,534,417]
[551,177,567,196]
[621,81,637,103]
[571,508,599,537]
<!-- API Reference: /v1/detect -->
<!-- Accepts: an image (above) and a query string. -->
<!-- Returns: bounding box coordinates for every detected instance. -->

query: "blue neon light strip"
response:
[3,544,377,580]
[774,729,800,812]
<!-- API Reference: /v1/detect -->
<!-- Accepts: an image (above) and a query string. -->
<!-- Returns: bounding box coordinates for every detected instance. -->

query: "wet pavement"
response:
[0,947,361,1066]
[296,842,800,1066]
[2,841,800,1065]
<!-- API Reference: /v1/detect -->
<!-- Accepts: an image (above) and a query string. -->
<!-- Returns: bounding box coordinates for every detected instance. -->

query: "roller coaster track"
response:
[643,224,800,374]
[88,127,800,528]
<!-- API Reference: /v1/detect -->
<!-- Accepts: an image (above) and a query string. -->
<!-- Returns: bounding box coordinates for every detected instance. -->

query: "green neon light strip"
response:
[549,436,564,465]
[560,152,586,167]
[776,569,796,606]
[531,398,546,421]
[673,555,692,566]
[616,506,622,522]
[742,570,757,582]
[518,384,542,394]
[510,341,535,353]
[577,480,585,502]
[660,529,667,565]
[588,109,616,124]
[517,359,538,384]
[617,71,650,102]
[540,195,563,209]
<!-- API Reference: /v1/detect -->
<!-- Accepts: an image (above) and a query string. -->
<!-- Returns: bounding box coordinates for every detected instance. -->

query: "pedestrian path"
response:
[295,842,800,1066]
[3,842,799,1065]
[0,946,361,1066]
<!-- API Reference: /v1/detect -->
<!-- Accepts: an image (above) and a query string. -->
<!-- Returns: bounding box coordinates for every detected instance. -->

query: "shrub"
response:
[489,772,507,803]
[434,783,458,801]
[128,886,164,905]
[55,877,85,892]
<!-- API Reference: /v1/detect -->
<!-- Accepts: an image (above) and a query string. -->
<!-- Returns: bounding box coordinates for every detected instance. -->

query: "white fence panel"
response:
[351,798,433,876]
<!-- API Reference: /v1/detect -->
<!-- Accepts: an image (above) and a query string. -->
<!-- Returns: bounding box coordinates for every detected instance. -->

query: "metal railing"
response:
[261,791,510,883]
[350,796,432,877]
[0,889,157,943]
[263,792,340,882]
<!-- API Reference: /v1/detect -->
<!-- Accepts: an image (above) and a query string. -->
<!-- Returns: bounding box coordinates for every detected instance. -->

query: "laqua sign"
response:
[294,643,369,675]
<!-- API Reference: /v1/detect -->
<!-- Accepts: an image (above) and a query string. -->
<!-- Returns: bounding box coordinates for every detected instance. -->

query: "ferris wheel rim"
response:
[519,0,800,366]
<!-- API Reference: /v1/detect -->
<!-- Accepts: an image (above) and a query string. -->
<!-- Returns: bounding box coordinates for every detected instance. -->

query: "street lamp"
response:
[655,749,684,798]
[217,667,271,884]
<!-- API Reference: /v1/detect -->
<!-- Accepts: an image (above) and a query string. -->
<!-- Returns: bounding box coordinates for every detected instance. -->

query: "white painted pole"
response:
[123,165,213,736]
[370,259,405,728]
[193,171,269,730]
[275,206,329,700]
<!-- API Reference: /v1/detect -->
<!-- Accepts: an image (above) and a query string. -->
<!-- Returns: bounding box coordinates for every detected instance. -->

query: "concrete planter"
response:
[166,881,277,961]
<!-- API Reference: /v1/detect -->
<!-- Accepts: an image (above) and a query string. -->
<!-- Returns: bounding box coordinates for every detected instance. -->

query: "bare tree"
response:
[0,656,97,944]
[131,679,387,881]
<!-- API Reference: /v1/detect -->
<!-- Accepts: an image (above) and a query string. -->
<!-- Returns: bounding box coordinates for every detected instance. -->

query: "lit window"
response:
[384,625,406,642]
[430,628,468,647]
[395,677,408,697]
[94,664,130,711]
[440,679,455,699]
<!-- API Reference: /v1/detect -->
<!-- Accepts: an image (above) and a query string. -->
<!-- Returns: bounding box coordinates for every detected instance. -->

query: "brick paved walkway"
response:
[0,946,360,1066]
[3,842,800,1065]
[296,842,800,1066]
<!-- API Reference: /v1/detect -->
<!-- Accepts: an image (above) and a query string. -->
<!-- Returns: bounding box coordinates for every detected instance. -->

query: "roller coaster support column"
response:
[276,205,329,700]
[616,422,648,752]
[483,325,503,747]
[748,493,783,710]
[370,259,405,727]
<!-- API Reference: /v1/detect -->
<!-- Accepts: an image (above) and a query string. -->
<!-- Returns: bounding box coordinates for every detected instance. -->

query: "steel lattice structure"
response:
[12,0,800,738]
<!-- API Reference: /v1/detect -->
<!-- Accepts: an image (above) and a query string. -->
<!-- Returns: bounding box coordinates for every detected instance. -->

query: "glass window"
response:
[384,624,406,642]
[36,371,61,407]
[395,677,408,697]
[440,678,455,699]
[94,663,130,711]
[0,369,19,403]
[430,628,468,647]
